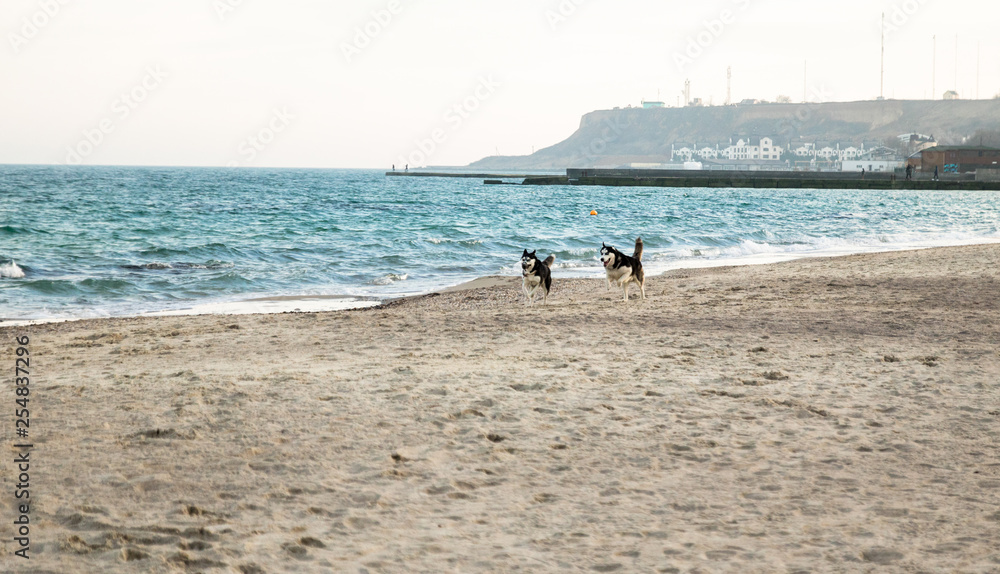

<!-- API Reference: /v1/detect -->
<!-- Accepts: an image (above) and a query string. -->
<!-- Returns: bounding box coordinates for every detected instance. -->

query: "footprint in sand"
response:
[861,548,904,564]
[299,537,326,549]
[120,548,149,562]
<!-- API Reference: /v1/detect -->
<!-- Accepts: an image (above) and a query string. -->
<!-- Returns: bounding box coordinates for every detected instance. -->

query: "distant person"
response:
[405,164,409,172]
[392,164,395,172]
[905,164,912,181]
[861,168,865,179]
[934,166,939,181]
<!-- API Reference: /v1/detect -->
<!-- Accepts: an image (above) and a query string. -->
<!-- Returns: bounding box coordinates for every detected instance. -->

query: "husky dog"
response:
[600,238,645,302]
[520,249,555,305]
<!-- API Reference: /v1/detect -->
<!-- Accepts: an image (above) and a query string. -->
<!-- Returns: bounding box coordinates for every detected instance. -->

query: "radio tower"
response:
[803,61,808,102]
[955,34,959,93]
[932,35,937,99]
[726,67,732,105]
[684,79,691,106]
[977,41,981,99]
[879,12,885,100]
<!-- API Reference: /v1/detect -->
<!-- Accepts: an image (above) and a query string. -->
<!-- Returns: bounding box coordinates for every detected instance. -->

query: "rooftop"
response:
[919,145,1000,152]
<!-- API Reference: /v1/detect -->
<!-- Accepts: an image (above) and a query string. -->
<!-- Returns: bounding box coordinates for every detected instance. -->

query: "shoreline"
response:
[6,238,1000,327]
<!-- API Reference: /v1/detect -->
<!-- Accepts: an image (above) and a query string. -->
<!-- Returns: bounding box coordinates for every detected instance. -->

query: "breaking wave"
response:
[370,273,409,286]
[0,261,25,279]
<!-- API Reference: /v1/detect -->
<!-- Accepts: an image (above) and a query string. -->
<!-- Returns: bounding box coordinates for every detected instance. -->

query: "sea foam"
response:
[1,260,25,279]
[371,273,409,286]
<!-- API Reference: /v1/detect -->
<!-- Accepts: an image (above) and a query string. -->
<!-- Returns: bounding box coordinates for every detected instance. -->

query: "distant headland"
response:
[468,99,1000,170]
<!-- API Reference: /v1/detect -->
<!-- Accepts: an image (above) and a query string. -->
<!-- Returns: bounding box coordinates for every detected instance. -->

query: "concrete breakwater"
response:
[526,168,1000,190]
[385,171,548,179]
[386,169,1000,190]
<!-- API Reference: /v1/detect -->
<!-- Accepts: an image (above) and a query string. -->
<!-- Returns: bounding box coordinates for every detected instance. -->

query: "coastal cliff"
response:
[469,99,1000,169]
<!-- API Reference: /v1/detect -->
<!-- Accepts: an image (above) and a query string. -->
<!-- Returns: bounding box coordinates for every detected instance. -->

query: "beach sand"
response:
[2,245,999,573]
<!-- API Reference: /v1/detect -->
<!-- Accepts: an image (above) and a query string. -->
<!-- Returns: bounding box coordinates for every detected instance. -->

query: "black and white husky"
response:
[600,238,645,302]
[520,249,555,305]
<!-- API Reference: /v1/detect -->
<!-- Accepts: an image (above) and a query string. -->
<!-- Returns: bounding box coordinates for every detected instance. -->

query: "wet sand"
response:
[2,244,999,573]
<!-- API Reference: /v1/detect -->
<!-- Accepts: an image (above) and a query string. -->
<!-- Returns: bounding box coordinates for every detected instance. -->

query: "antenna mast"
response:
[955,34,959,93]
[804,61,808,102]
[977,42,981,99]
[880,12,885,99]
[726,66,732,105]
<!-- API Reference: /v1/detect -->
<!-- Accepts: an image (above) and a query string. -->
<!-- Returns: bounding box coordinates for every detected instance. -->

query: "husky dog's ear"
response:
[531,250,537,256]
[522,249,529,256]
[602,242,607,248]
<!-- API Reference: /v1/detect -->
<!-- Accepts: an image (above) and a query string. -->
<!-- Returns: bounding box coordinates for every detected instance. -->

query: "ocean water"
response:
[2,165,1000,322]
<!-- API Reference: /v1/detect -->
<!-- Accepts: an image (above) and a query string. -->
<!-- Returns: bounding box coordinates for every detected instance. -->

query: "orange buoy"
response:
[590,210,598,216]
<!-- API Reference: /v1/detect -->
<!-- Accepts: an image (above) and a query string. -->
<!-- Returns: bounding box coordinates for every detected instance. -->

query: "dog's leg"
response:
[640,278,646,300]
[622,282,630,302]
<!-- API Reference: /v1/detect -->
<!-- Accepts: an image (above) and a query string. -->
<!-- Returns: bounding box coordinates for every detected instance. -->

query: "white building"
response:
[842,160,903,173]
[840,146,862,160]
[720,137,783,160]
[673,137,784,162]
[670,143,696,162]
[841,147,904,172]
[792,142,875,162]
[698,146,718,160]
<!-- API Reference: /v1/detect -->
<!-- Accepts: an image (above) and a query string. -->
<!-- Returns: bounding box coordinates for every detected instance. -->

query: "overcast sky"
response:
[2,0,998,168]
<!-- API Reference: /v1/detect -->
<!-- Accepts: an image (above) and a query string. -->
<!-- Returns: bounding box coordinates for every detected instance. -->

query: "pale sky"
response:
[2,0,998,168]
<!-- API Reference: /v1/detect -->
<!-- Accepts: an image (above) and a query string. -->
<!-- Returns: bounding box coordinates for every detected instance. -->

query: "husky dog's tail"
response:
[542,255,555,268]
[633,238,644,261]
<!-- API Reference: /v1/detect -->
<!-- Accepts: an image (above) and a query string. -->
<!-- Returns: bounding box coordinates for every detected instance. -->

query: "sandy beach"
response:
[2,244,999,573]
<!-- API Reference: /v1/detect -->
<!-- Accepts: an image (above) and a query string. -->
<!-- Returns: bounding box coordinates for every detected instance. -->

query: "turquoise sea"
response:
[2,165,1000,322]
